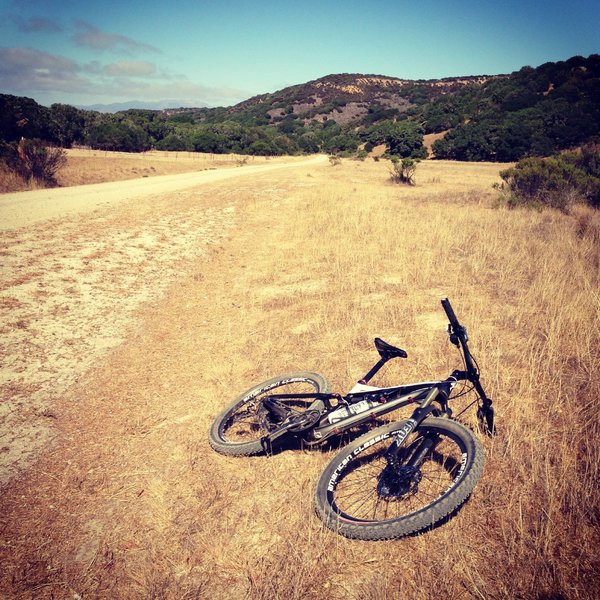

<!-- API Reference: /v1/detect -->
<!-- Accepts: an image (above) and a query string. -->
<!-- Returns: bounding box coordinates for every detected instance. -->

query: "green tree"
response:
[191,127,225,153]
[248,140,276,155]
[366,120,426,158]
[85,120,151,152]
[0,94,54,142]
[155,133,191,151]
[49,103,86,147]
[297,132,319,153]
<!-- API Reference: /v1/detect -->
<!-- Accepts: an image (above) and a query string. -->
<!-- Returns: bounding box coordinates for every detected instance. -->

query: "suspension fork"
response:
[386,386,445,471]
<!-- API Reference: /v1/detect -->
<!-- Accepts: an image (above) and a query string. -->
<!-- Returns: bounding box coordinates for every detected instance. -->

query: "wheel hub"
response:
[377,465,422,499]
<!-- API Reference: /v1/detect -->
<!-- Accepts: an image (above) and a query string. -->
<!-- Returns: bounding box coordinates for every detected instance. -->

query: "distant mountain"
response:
[76,100,210,113]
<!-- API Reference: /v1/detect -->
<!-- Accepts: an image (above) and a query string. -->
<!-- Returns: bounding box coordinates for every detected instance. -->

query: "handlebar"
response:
[441,297,473,366]
[441,297,496,435]
[442,297,468,343]
[441,297,459,329]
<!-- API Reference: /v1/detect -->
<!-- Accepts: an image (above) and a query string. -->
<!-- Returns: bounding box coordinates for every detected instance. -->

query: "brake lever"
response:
[447,324,459,347]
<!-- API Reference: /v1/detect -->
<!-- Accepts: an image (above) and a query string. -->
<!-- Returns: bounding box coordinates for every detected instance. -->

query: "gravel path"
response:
[0,156,325,230]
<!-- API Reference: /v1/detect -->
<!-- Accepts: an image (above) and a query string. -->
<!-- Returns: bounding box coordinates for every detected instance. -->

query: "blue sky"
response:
[0,0,598,108]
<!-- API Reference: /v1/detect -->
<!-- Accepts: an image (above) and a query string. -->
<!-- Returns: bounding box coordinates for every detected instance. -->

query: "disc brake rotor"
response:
[377,465,422,499]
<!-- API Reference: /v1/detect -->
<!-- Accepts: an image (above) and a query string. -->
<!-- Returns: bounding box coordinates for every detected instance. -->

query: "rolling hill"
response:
[1,54,599,161]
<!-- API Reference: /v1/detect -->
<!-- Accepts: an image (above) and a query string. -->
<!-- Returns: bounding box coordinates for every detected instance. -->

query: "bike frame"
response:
[261,297,494,448]
[265,374,461,446]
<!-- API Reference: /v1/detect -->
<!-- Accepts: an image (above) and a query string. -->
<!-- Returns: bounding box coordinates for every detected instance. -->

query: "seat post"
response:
[359,357,388,385]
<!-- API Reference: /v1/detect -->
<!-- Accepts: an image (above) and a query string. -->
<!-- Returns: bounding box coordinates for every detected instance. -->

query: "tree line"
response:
[429,55,600,161]
[0,54,598,163]
[0,94,429,159]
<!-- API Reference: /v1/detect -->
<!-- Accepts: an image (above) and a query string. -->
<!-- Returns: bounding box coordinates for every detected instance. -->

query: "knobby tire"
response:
[314,417,484,540]
[209,371,330,456]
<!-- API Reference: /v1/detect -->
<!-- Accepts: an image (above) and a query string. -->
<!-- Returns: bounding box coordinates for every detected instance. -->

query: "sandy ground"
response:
[0,155,326,486]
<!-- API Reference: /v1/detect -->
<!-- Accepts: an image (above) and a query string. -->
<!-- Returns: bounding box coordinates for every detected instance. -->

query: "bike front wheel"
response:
[314,417,484,540]
[209,371,330,456]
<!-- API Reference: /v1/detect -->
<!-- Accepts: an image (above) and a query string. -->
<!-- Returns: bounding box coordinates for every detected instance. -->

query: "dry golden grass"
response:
[56,149,277,187]
[0,162,50,193]
[1,156,599,599]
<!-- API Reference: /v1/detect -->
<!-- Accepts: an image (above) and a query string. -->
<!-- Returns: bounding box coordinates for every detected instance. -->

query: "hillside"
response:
[1,54,599,162]
[219,73,501,126]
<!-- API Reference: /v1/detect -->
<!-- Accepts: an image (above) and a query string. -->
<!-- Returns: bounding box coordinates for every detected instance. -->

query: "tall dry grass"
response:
[1,157,598,599]
[210,159,600,599]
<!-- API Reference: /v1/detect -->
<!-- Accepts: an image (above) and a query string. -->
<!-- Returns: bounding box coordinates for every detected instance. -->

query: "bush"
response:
[499,145,600,212]
[155,134,190,151]
[0,138,67,186]
[578,143,600,207]
[389,156,419,185]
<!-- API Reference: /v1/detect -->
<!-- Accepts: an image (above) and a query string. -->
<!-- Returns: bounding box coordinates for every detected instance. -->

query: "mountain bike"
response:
[209,298,495,540]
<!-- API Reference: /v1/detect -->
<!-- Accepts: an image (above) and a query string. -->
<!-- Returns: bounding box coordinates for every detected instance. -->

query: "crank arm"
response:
[260,423,294,451]
[260,414,312,448]
[262,397,291,420]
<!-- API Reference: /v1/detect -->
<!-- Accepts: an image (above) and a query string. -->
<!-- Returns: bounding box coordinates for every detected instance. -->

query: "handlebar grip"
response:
[441,297,460,327]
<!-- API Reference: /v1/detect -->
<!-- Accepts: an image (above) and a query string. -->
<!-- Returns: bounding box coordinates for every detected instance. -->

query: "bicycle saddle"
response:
[374,337,408,360]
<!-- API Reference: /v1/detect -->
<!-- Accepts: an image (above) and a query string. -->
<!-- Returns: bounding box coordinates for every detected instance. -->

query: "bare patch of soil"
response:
[0,190,235,485]
[0,155,325,485]
[423,131,449,157]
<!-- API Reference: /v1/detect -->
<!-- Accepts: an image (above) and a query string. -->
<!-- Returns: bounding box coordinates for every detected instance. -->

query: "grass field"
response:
[1,155,599,599]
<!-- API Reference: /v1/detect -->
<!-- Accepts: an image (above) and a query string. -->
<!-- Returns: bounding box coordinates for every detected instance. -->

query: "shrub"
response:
[0,138,67,186]
[155,134,190,151]
[389,156,419,185]
[575,210,600,245]
[248,140,276,155]
[499,145,600,212]
[578,143,600,207]
[366,120,427,159]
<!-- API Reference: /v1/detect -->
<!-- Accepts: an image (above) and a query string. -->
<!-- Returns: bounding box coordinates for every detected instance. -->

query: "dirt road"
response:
[0,155,327,487]
[0,156,326,230]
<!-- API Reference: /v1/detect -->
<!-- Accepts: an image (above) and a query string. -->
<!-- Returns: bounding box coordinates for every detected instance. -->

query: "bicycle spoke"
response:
[220,380,320,445]
[330,425,469,523]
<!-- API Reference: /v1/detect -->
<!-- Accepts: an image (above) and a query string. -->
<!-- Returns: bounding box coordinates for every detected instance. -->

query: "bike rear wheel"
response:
[209,371,330,456]
[314,417,483,540]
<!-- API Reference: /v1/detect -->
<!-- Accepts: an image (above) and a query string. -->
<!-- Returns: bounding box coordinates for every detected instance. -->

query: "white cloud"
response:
[72,21,159,54]
[0,46,249,107]
[0,47,87,93]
